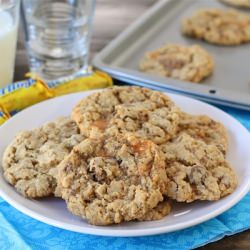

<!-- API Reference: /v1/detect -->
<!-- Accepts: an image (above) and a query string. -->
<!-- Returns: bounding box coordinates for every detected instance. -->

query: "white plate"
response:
[0,90,250,237]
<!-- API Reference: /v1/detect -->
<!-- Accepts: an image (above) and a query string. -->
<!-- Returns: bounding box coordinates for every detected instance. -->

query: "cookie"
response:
[58,134,169,225]
[139,44,214,83]
[137,200,171,221]
[220,0,250,8]
[161,133,237,202]
[182,9,250,45]
[72,86,180,144]
[177,112,228,153]
[2,117,84,198]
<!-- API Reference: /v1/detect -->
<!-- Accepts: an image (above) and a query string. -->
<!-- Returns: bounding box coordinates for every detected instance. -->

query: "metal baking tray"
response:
[93,0,250,110]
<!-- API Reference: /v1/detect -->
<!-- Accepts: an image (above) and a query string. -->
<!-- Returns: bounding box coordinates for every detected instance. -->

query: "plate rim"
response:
[0,90,249,237]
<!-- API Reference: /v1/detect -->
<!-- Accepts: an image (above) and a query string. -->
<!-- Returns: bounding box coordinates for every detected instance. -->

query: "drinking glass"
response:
[21,0,96,82]
[0,0,19,88]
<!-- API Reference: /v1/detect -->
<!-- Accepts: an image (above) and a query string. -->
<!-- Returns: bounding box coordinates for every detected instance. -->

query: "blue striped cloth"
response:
[0,105,249,250]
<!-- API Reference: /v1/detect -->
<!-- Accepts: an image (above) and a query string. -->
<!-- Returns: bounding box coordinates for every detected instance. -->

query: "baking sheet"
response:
[93,0,250,110]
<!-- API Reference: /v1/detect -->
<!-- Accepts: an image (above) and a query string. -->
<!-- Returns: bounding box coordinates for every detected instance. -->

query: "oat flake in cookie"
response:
[72,86,180,144]
[161,133,237,203]
[2,117,84,198]
[139,44,214,83]
[182,9,250,45]
[58,134,169,225]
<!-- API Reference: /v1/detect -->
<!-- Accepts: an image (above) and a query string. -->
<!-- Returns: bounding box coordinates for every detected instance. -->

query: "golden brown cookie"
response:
[2,117,84,198]
[72,86,180,144]
[161,133,237,203]
[177,112,228,153]
[58,134,169,225]
[139,44,214,83]
[182,9,250,45]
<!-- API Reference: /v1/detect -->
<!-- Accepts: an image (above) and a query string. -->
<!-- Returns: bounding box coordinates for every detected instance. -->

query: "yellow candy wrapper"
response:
[0,78,54,114]
[46,71,113,96]
[0,105,11,125]
[0,70,113,126]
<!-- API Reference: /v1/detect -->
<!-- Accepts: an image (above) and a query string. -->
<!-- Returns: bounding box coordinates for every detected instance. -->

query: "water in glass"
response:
[22,0,95,81]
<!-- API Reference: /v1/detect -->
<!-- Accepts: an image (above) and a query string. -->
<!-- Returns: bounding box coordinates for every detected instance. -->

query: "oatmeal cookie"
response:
[72,87,180,144]
[177,112,228,153]
[58,134,169,225]
[220,0,250,8]
[182,9,250,45]
[137,200,171,221]
[139,44,214,83]
[2,117,84,198]
[161,133,237,202]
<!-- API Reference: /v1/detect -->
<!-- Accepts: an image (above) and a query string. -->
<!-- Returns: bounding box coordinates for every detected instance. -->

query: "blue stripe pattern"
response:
[0,79,36,96]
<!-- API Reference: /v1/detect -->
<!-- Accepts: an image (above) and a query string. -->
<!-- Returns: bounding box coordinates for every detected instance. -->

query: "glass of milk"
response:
[0,0,19,88]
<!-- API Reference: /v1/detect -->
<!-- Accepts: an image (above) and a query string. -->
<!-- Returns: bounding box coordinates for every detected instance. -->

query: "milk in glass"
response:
[0,10,18,87]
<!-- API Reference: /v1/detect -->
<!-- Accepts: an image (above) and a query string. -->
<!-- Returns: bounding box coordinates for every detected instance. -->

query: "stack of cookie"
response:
[1,86,238,225]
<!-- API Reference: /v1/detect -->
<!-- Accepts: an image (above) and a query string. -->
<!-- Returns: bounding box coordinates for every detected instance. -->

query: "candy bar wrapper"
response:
[47,71,113,96]
[0,78,53,114]
[0,71,113,125]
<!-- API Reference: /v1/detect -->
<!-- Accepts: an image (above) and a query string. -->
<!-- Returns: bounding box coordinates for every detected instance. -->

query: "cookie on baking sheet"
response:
[220,0,250,8]
[182,9,250,45]
[139,44,214,83]
[58,134,169,225]
[161,133,237,203]
[2,117,84,198]
[72,86,180,144]
[177,112,228,154]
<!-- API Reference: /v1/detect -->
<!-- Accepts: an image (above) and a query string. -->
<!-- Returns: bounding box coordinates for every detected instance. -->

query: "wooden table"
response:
[14,1,249,249]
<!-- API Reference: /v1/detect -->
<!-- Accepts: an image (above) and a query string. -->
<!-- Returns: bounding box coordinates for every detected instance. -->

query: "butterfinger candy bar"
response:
[47,71,113,96]
[0,79,54,113]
